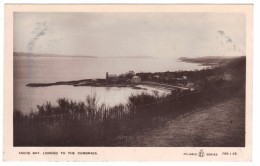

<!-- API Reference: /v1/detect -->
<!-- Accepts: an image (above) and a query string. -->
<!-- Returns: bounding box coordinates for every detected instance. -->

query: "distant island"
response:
[14,52,155,59]
[14,52,97,58]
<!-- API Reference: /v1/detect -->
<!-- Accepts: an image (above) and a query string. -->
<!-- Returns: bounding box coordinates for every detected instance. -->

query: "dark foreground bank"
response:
[116,88,245,147]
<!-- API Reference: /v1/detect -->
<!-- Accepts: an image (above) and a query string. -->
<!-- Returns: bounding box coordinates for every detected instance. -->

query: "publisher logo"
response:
[198,149,205,157]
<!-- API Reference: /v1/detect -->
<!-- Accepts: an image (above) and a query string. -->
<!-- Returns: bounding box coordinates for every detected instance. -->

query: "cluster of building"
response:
[105,70,233,91]
[144,72,233,91]
[106,71,142,84]
[150,75,188,82]
[205,72,233,82]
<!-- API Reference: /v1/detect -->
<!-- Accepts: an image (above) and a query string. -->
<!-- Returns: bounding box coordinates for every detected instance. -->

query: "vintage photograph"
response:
[3,4,253,161]
[13,11,246,147]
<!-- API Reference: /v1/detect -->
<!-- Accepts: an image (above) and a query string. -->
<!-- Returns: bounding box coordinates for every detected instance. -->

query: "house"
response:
[182,76,188,80]
[206,73,232,82]
[129,70,135,76]
[206,75,223,81]
[152,75,160,82]
[163,77,169,81]
[131,76,141,84]
[186,82,195,91]
[154,75,160,79]
[223,73,233,81]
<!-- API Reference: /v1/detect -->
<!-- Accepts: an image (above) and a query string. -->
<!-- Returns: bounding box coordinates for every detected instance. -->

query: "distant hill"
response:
[179,56,239,61]
[179,56,244,66]
[13,52,97,58]
[14,52,156,59]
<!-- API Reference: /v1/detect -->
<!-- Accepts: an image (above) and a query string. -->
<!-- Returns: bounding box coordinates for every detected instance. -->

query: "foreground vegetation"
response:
[14,56,246,146]
[122,88,245,147]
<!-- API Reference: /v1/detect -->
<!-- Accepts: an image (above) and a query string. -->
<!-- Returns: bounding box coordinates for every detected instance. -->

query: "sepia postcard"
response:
[3,4,253,161]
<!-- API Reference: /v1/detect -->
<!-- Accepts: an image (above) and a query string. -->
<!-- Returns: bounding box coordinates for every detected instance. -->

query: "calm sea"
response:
[14,56,206,114]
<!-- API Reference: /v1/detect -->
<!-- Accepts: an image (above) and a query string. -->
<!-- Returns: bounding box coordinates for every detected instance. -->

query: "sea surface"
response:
[14,56,206,114]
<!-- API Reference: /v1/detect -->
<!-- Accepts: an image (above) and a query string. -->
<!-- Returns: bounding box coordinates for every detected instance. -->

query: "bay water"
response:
[14,56,206,114]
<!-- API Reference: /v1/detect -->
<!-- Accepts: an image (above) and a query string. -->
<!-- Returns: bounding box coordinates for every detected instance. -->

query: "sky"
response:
[14,12,245,58]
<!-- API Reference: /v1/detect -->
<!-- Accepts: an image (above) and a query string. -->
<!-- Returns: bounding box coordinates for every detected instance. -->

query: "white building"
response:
[182,76,188,80]
[131,76,141,84]
[223,73,233,81]
[186,82,195,91]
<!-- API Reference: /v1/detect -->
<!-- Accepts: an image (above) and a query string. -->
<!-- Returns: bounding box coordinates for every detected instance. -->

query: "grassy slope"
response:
[120,90,245,147]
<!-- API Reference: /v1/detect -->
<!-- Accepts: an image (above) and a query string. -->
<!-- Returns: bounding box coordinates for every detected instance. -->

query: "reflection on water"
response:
[14,56,205,114]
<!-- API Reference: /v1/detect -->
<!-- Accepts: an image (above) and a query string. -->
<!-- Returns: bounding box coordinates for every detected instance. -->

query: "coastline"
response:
[179,56,244,67]
[26,56,244,91]
[26,79,183,91]
[26,78,142,89]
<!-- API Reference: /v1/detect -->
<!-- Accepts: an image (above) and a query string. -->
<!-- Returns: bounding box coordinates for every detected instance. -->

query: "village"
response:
[69,69,233,92]
[27,69,234,93]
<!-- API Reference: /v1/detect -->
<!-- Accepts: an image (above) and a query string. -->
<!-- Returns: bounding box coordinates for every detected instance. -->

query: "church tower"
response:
[106,72,109,79]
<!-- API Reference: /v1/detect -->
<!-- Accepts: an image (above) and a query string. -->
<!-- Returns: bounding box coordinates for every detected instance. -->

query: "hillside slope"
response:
[120,91,245,147]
